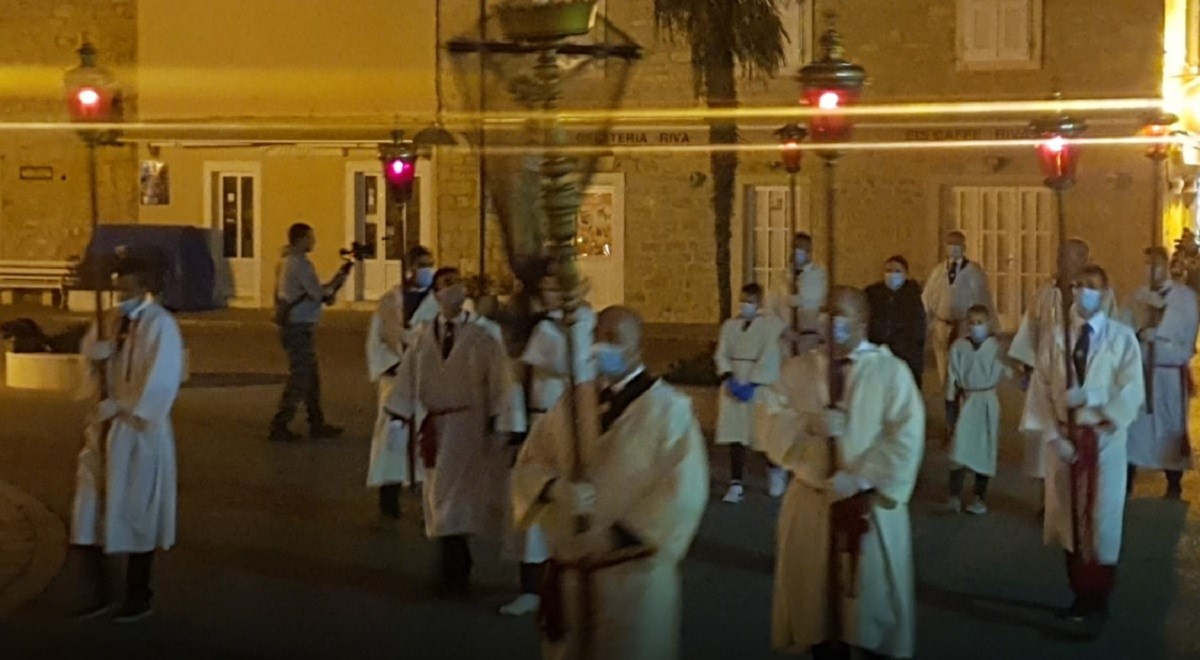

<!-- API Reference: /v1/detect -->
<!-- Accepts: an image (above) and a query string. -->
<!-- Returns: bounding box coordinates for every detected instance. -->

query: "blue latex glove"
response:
[725,379,743,398]
[736,382,757,402]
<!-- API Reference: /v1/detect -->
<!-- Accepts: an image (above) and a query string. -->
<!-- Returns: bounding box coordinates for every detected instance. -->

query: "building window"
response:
[211,172,257,260]
[951,185,1055,330]
[746,185,807,294]
[957,0,1042,71]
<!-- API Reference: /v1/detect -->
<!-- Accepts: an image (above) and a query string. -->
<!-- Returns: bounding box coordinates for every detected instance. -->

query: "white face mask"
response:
[793,248,810,269]
[947,245,965,261]
[739,302,758,319]
[884,272,906,291]
[970,324,990,342]
[833,316,854,346]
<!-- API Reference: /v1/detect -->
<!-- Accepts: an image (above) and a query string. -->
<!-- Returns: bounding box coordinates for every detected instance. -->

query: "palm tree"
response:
[654,0,791,321]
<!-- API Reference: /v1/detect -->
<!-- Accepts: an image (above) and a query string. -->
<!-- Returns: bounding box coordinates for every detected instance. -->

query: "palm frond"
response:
[654,0,791,94]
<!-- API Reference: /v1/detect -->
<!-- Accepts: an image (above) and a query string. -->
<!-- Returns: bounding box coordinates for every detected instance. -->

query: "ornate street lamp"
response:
[796,20,864,653]
[1141,111,1178,247]
[63,37,123,380]
[448,3,641,654]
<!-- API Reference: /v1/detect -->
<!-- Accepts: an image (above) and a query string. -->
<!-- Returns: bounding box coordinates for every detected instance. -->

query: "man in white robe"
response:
[769,232,828,357]
[513,306,709,660]
[1025,265,1144,626]
[385,266,510,594]
[764,286,924,659]
[1127,246,1199,499]
[73,255,184,623]
[365,245,439,519]
[715,282,786,503]
[922,230,994,386]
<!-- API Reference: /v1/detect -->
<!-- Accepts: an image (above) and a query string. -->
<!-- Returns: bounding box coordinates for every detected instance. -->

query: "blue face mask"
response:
[592,342,627,378]
[739,302,758,319]
[118,296,143,316]
[793,249,809,269]
[1077,287,1103,314]
[414,267,435,289]
[970,324,990,343]
[833,316,853,346]
[885,272,906,291]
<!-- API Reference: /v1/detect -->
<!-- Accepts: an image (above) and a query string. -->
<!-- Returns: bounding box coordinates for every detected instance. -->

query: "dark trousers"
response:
[81,547,155,603]
[1127,465,1183,495]
[811,641,890,660]
[378,484,401,518]
[439,535,473,591]
[1065,551,1116,613]
[949,468,990,500]
[271,323,323,431]
[730,443,778,482]
[519,561,547,595]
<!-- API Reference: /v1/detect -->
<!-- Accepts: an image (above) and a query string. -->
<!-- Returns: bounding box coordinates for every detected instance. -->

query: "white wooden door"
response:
[746,184,808,293]
[576,173,625,311]
[952,185,1056,330]
[204,163,261,307]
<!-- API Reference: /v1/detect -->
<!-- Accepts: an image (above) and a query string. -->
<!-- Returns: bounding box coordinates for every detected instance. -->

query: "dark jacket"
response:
[865,279,927,387]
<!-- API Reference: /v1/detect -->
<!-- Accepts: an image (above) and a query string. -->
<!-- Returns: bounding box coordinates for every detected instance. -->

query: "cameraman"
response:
[269,222,347,442]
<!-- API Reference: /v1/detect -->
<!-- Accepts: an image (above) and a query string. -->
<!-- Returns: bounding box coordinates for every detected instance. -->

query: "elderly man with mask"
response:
[865,255,927,388]
[365,245,440,520]
[922,230,994,386]
[513,306,709,659]
[765,286,925,660]
[1025,265,1143,628]
[385,267,511,595]
[770,232,829,357]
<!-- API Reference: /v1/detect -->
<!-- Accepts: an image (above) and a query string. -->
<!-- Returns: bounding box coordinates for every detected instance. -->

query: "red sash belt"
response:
[830,490,873,597]
[538,546,656,643]
[1069,425,1100,564]
[417,406,471,469]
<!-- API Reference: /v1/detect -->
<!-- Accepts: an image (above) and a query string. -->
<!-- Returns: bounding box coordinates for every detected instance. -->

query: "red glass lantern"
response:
[1029,99,1086,190]
[1140,112,1178,161]
[775,123,808,174]
[380,137,418,204]
[63,40,122,123]
[798,28,865,145]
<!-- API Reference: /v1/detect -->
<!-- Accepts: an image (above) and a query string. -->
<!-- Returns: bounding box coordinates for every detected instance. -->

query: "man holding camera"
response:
[269,222,348,443]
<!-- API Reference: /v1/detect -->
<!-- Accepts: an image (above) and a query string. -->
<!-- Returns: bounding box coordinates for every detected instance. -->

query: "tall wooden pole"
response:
[822,153,843,648]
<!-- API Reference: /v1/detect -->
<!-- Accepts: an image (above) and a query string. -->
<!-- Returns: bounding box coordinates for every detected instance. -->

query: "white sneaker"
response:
[943,497,962,513]
[722,483,745,504]
[768,468,788,498]
[965,500,988,515]
[499,593,541,617]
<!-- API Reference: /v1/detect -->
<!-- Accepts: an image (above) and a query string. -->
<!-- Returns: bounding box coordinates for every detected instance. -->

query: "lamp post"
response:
[1141,112,1178,248]
[775,123,807,247]
[796,21,864,652]
[63,37,122,370]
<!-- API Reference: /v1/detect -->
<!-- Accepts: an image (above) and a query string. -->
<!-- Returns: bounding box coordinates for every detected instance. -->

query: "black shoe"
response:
[309,423,344,440]
[269,428,303,443]
[73,600,114,621]
[1166,487,1183,501]
[113,599,153,623]
[1060,598,1090,623]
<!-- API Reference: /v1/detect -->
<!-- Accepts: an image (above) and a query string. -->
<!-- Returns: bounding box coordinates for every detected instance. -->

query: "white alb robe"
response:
[763,343,924,659]
[365,285,440,488]
[387,313,511,538]
[946,336,1008,476]
[1127,281,1199,471]
[72,300,184,554]
[714,314,785,447]
[1024,312,1144,563]
[1011,282,1118,477]
[922,259,993,384]
[513,378,709,660]
[769,264,829,356]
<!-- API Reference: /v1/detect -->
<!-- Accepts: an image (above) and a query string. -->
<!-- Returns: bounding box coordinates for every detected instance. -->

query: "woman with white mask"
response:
[865,255,927,387]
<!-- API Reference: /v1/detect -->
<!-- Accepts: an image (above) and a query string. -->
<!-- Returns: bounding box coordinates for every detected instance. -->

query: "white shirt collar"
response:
[847,340,875,361]
[1073,310,1107,337]
[611,365,646,393]
[124,297,153,320]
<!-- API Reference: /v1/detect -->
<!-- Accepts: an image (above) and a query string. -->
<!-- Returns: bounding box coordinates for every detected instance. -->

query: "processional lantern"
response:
[379,133,419,204]
[63,39,122,124]
[797,26,866,146]
[1141,111,1179,161]
[1028,94,1087,190]
[775,123,808,174]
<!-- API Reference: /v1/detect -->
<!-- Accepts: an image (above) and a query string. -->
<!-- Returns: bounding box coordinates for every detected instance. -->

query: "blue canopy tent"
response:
[75,224,224,312]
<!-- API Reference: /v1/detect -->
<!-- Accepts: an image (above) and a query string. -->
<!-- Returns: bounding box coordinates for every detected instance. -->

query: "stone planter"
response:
[5,350,190,392]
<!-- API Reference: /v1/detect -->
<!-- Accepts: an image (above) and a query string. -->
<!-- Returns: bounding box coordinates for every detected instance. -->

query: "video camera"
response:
[339,242,372,262]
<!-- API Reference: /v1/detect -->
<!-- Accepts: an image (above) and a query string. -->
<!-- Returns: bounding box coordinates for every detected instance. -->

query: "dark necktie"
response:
[1073,324,1092,386]
[948,260,959,286]
[830,357,853,404]
[742,318,752,331]
[441,320,455,360]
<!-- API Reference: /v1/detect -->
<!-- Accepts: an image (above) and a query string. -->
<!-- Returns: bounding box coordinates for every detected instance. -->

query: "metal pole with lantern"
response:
[1029,97,1087,559]
[797,21,865,651]
[63,38,123,399]
[775,123,807,341]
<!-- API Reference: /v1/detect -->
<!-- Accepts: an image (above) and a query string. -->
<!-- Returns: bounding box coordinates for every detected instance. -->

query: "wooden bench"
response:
[0,260,74,307]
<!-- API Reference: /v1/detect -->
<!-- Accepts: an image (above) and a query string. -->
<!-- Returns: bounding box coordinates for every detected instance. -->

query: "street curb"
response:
[0,480,67,617]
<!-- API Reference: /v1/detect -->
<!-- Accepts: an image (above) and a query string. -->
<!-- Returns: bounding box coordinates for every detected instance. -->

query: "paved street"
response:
[0,307,1199,658]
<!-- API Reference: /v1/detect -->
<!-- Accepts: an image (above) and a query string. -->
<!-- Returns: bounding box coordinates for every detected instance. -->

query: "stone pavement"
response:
[0,480,66,617]
[1,308,1200,658]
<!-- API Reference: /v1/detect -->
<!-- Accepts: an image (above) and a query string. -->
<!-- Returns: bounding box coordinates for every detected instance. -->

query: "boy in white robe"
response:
[922,230,994,387]
[1025,265,1144,626]
[944,305,1009,515]
[764,286,924,659]
[769,232,829,358]
[513,306,709,660]
[715,283,786,503]
[1127,246,1199,499]
[385,267,511,594]
[365,245,439,519]
[73,255,184,623]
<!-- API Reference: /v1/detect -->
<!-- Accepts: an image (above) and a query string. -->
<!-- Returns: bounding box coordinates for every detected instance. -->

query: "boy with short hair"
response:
[945,304,1009,514]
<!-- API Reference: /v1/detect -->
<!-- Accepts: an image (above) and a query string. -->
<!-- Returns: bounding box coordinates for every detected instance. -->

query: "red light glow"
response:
[389,160,407,175]
[1043,136,1066,153]
[818,91,842,110]
[76,87,100,107]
